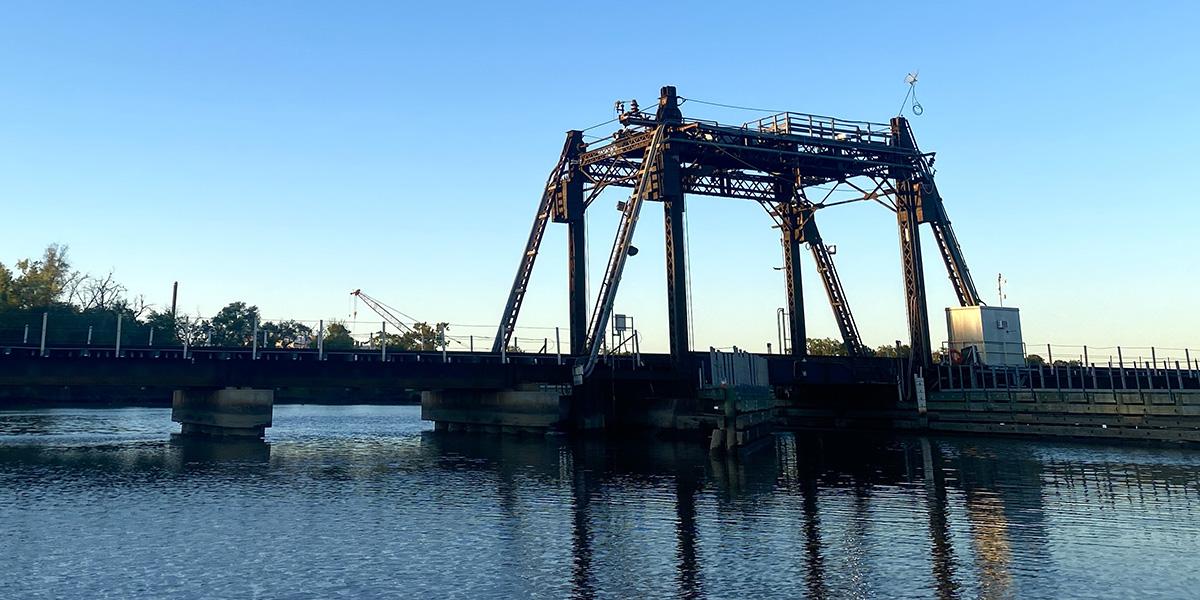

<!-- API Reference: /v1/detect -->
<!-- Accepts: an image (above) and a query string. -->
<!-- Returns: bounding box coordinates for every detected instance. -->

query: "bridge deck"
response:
[0,347,571,392]
[0,345,902,390]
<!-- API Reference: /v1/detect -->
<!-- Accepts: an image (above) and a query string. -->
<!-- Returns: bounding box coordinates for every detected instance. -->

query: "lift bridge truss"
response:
[494,86,982,378]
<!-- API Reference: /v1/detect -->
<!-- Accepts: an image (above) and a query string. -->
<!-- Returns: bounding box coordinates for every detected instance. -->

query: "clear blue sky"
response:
[1,1,1197,354]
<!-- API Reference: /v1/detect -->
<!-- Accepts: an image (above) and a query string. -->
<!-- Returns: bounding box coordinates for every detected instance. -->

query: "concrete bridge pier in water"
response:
[171,387,274,438]
[422,384,585,435]
[421,348,780,454]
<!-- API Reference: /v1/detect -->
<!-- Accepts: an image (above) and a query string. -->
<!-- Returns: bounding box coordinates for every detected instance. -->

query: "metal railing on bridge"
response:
[743,112,893,145]
[0,311,576,367]
[936,354,1200,393]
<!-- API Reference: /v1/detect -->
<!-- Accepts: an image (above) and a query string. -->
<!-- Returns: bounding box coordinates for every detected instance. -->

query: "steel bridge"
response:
[495,86,982,382]
[10,87,1198,442]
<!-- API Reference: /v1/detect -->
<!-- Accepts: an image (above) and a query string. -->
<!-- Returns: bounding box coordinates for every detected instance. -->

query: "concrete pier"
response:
[171,388,274,438]
[706,385,775,454]
[421,384,575,432]
[704,348,774,454]
[925,388,1200,442]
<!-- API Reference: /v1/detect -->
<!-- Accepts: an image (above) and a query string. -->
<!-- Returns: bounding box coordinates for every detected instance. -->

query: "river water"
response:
[1,405,1198,599]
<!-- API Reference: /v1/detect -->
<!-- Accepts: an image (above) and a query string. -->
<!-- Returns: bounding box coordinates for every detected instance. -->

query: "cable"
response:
[684,207,695,351]
[581,97,656,134]
[681,96,782,114]
[897,86,913,117]
[582,117,618,132]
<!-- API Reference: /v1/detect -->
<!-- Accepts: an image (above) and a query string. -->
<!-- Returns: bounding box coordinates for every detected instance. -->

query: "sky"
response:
[0,1,1197,355]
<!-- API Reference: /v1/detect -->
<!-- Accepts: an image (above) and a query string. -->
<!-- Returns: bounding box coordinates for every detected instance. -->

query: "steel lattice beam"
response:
[580,125,668,376]
[494,86,981,383]
[492,133,578,353]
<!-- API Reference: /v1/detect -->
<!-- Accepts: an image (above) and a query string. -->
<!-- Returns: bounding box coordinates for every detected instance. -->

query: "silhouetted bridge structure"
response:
[4,341,1199,442]
[3,85,1197,443]
[0,343,900,403]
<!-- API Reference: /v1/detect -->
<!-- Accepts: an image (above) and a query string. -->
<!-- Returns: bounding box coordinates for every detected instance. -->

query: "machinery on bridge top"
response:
[495,86,983,379]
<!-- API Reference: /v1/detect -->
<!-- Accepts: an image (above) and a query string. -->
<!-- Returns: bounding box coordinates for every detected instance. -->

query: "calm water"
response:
[1,406,1199,599]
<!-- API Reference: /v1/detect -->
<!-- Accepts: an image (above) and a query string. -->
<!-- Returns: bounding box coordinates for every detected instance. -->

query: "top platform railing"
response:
[744,112,893,145]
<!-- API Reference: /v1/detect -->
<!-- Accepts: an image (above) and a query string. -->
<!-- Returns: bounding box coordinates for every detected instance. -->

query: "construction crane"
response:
[349,289,417,336]
[350,289,463,349]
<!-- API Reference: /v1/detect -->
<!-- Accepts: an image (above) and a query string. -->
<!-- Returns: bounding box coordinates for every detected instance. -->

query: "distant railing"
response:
[939,341,1200,369]
[0,311,576,364]
[0,343,570,367]
[745,112,893,145]
[936,340,1200,392]
[936,361,1200,393]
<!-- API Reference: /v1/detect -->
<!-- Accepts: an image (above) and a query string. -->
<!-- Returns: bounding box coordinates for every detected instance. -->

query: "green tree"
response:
[322,321,355,350]
[0,264,12,307]
[209,302,260,347]
[1025,354,1046,366]
[176,315,209,346]
[262,320,314,348]
[144,309,181,345]
[398,322,448,351]
[138,310,206,347]
[806,337,847,356]
[874,343,912,358]
[2,244,73,309]
[367,330,405,349]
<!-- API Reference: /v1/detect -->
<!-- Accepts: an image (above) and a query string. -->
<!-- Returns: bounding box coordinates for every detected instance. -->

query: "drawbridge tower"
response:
[494,86,982,379]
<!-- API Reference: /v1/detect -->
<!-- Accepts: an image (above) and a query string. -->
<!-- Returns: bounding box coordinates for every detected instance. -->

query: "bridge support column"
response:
[422,384,582,432]
[890,116,933,372]
[778,177,807,357]
[656,86,690,367]
[896,193,932,368]
[565,130,588,356]
[664,190,689,365]
[172,387,273,438]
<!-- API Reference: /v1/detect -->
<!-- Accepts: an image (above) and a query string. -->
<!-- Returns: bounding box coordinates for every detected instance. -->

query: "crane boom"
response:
[350,289,417,335]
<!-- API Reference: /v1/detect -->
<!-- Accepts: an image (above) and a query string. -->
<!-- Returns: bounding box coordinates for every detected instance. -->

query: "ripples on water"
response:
[1,405,1198,599]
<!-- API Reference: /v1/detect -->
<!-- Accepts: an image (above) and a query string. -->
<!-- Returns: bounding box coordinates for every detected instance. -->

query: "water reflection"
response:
[418,431,1200,598]
[922,436,961,600]
[170,434,271,464]
[570,445,597,600]
[2,406,1199,599]
[674,457,703,600]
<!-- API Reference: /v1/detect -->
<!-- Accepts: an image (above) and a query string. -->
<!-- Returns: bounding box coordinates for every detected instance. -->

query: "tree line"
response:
[804,337,915,358]
[0,245,446,351]
[8,245,1033,360]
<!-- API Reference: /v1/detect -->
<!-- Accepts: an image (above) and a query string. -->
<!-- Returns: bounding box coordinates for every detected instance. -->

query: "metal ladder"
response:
[807,232,867,356]
[896,118,982,308]
[580,125,667,376]
[492,137,574,352]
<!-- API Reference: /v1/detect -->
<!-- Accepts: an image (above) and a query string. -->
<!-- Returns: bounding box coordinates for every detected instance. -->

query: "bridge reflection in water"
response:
[1,406,1198,598]
[423,431,1193,599]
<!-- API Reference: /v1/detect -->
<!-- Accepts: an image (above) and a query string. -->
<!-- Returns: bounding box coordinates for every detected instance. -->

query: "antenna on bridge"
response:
[899,71,923,116]
[997,273,1008,307]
